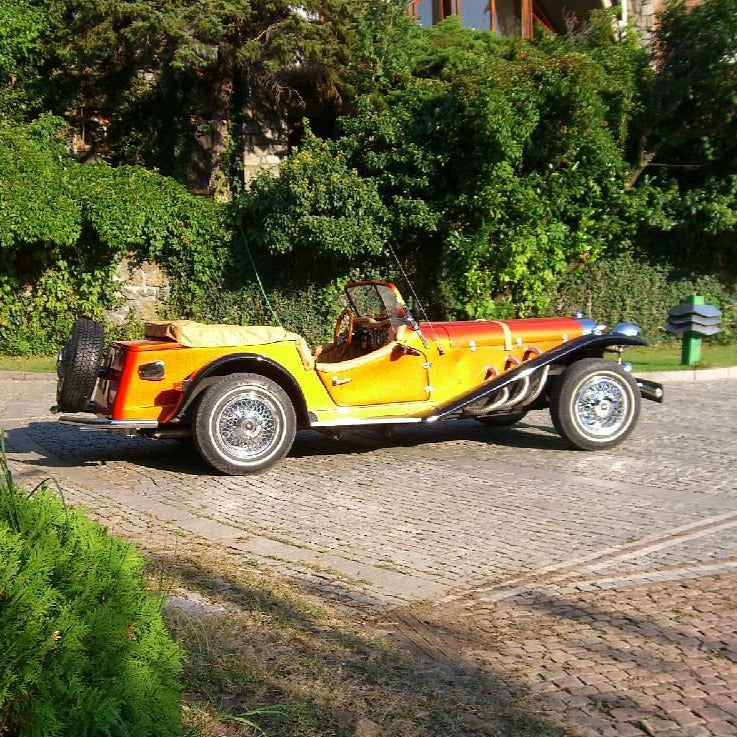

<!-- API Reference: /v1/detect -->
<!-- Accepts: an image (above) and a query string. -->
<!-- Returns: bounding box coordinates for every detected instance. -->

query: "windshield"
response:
[345,280,430,348]
[345,282,409,327]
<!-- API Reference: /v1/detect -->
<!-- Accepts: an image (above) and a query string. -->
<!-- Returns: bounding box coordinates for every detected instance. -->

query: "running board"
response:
[309,416,422,428]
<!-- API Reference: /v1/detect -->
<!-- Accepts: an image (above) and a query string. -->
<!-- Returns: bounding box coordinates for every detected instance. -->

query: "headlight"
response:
[611,322,641,337]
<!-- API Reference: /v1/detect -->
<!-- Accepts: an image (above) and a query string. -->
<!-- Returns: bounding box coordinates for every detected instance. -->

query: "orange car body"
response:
[57,280,662,474]
[94,312,585,427]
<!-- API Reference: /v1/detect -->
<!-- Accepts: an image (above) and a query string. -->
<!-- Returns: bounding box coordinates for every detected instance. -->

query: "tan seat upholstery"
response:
[144,320,315,370]
[315,341,398,373]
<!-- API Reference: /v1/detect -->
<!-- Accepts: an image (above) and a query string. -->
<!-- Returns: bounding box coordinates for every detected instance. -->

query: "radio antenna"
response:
[384,241,441,347]
[239,226,282,327]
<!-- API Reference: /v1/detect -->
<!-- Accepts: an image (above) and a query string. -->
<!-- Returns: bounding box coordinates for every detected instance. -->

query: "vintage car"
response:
[55,280,663,475]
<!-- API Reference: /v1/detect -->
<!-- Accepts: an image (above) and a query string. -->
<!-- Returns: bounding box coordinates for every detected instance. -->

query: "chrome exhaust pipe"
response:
[637,378,664,403]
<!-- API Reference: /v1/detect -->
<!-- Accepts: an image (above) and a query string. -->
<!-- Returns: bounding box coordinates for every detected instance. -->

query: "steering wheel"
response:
[333,307,355,358]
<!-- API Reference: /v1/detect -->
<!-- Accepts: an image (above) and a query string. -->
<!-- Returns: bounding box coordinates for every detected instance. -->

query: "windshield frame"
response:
[344,280,428,346]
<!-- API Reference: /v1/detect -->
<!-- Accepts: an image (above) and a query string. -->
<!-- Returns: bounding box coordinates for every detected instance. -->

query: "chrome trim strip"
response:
[58,416,159,430]
[310,417,423,427]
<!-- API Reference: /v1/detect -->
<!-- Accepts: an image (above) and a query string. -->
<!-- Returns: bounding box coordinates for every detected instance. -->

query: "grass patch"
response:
[624,342,737,371]
[0,355,57,372]
[155,548,574,737]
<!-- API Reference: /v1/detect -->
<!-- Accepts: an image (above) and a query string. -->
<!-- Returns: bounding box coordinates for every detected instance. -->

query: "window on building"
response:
[408,0,433,26]
[492,0,524,35]
[408,0,460,26]
[531,0,554,32]
[440,0,457,18]
[463,0,493,30]
[408,0,542,38]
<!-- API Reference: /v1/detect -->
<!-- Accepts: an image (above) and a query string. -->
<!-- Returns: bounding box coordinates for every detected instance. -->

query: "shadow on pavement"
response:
[5,414,568,478]
[392,580,737,736]
[155,549,574,737]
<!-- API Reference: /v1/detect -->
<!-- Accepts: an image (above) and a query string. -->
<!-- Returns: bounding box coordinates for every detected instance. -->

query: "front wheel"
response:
[193,373,296,475]
[550,359,640,451]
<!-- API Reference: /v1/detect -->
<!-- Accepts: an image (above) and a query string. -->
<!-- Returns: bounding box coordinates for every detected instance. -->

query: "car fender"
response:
[427,333,653,422]
[175,353,310,428]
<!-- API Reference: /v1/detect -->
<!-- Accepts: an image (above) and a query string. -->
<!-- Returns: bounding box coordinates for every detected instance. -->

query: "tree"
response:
[0,0,46,117]
[25,0,416,191]
[623,0,737,278]
[0,118,229,354]
[322,16,650,316]
[632,0,737,184]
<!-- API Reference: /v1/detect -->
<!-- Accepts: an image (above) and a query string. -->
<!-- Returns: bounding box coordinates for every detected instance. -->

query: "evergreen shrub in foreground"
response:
[0,456,182,737]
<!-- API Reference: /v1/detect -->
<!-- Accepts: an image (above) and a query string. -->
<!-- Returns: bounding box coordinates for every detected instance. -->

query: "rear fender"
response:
[176,353,310,428]
[427,333,650,421]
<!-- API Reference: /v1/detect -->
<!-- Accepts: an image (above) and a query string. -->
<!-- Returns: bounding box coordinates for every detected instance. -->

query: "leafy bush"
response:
[2,1,737,354]
[0,0,45,119]
[0,119,229,354]
[306,14,654,319]
[239,131,390,267]
[0,455,182,737]
[550,251,735,343]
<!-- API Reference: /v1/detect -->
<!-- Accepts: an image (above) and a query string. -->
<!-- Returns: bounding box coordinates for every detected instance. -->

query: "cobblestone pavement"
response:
[2,371,737,737]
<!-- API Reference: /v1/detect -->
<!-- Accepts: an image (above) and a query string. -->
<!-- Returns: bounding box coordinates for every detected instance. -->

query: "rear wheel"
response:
[550,358,640,450]
[56,318,105,412]
[193,373,296,475]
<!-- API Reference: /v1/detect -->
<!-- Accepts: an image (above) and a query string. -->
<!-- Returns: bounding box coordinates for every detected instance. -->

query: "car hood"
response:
[420,317,585,349]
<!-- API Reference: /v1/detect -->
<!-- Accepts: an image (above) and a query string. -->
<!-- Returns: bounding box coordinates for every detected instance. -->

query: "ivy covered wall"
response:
[1,1,735,353]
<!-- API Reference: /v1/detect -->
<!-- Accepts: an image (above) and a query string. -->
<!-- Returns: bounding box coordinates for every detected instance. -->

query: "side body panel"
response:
[308,317,587,424]
[96,340,333,423]
[315,332,431,405]
[420,317,585,406]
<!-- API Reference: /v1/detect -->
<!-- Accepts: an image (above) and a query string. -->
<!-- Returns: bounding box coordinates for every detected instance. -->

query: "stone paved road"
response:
[2,370,737,736]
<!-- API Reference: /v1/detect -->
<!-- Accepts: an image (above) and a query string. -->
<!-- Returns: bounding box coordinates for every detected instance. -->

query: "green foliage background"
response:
[0,0,736,352]
[0,456,182,736]
[551,252,736,342]
[0,118,229,353]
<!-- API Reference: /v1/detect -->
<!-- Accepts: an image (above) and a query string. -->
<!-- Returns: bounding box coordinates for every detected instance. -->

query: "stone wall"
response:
[629,0,700,46]
[630,0,661,45]
[106,259,171,325]
[242,106,289,186]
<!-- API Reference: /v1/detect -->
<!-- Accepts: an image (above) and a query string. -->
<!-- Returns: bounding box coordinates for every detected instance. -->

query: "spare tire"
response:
[56,318,105,413]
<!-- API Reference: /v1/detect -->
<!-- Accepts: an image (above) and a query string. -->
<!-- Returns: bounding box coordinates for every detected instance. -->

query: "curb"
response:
[636,366,737,383]
[0,370,57,381]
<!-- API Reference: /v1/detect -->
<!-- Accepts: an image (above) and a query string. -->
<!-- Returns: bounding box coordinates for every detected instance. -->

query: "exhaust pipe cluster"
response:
[462,366,549,417]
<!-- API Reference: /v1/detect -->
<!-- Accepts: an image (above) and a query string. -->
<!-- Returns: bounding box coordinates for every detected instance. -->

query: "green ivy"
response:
[0,119,230,354]
[2,1,736,355]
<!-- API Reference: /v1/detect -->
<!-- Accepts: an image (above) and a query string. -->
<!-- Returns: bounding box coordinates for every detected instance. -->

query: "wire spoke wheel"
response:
[194,373,296,475]
[217,393,279,459]
[575,377,628,437]
[550,358,640,450]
